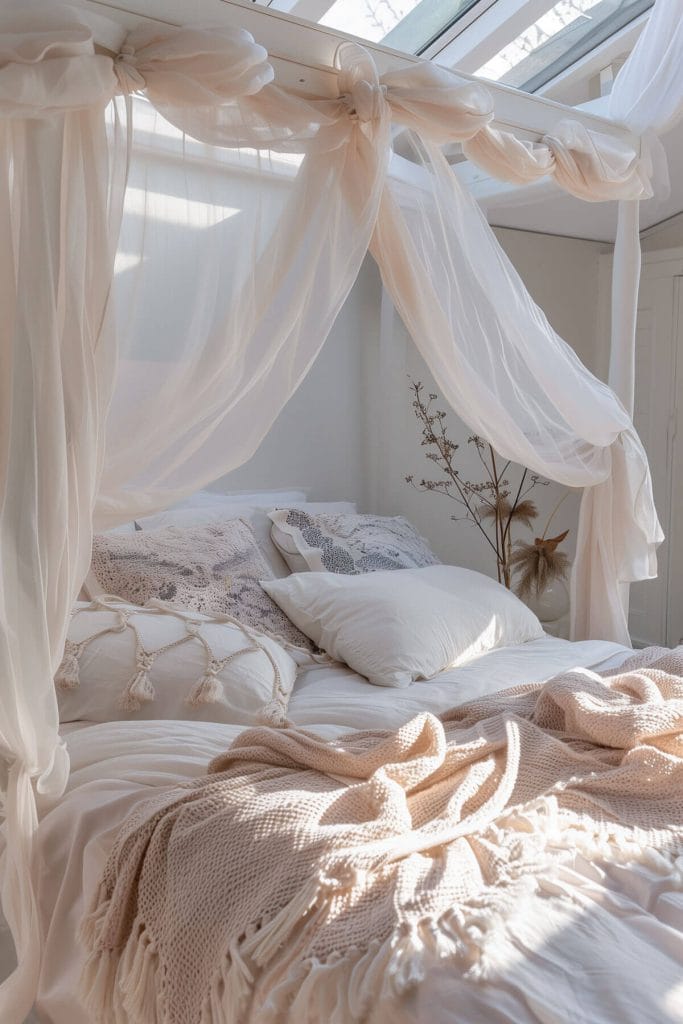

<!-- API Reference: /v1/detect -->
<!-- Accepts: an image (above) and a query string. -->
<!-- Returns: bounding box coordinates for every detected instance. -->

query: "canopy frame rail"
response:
[78,0,641,152]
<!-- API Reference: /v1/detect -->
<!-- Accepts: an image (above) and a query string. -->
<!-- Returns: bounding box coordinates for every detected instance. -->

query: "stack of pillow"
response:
[58,489,544,727]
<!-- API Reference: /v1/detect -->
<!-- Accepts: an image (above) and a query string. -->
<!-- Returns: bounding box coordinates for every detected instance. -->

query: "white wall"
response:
[641,212,683,253]
[495,228,606,377]
[217,256,382,507]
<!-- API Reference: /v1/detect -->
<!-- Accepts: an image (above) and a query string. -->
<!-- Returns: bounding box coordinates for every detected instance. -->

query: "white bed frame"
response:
[78,0,639,150]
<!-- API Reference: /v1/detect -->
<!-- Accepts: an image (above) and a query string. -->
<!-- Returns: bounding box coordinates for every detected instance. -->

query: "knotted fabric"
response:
[112,23,273,105]
[464,119,652,201]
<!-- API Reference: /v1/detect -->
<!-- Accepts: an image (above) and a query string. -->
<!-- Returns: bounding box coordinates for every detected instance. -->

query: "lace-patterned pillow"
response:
[268,510,440,575]
[89,519,311,649]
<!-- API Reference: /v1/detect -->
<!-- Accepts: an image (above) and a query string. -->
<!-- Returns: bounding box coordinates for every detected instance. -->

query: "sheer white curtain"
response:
[0,9,125,1019]
[0,13,277,1021]
[372,136,661,645]
[95,45,393,525]
[95,44,498,526]
[463,117,651,201]
[96,38,656,527]
[0,6,664,1018]
[605,0,683,415]
[608,0,683,137]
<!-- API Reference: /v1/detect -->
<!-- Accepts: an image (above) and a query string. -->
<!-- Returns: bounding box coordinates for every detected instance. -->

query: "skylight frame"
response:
[384,0,501,56]
[482,0,655,93]
[259,0,652,100]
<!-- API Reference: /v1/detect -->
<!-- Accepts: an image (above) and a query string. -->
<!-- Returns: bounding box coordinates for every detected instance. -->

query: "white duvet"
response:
[5,637,683,1023]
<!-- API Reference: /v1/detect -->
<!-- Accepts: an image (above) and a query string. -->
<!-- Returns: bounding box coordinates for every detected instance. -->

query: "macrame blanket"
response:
[81,647,683,1024]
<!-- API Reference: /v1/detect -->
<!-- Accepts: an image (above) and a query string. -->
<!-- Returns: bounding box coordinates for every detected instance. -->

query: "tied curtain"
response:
[0,1,670,1017]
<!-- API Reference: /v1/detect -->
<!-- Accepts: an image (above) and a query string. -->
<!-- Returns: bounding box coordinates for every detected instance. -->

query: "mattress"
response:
[7,636,683,1023]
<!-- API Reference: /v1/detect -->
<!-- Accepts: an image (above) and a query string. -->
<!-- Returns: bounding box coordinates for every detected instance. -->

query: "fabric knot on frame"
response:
[341,80,388,123]
[114,41,146,95]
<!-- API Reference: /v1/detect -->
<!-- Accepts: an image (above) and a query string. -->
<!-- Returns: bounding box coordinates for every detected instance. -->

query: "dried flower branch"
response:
[405,379,569,594]
[510,531,570,600]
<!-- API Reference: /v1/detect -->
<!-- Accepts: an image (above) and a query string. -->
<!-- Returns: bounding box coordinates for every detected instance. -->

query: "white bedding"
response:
[7,636,683,1023]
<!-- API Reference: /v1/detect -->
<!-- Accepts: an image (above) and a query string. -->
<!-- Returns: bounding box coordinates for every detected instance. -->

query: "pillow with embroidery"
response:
[88,518,311,649]
[56,599,297,725]
[268,510,440,575]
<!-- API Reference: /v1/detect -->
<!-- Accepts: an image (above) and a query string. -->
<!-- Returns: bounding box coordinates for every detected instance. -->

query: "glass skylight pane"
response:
[318,0,421,42]
[317,0,480,54]
[475,0,653,92]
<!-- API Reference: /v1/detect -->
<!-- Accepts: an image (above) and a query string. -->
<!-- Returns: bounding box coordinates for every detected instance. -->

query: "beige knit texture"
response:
[81,647,683,1024]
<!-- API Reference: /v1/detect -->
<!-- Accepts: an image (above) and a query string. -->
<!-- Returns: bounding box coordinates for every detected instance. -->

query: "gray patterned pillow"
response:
[268,510,440,575]
[89,519,311,649]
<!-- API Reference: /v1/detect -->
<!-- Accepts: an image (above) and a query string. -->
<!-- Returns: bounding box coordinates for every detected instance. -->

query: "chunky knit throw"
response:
[81,647,683,1024]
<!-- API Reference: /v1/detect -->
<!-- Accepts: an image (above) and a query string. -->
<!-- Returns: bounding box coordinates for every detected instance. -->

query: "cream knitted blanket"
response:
[81,647,683,1024]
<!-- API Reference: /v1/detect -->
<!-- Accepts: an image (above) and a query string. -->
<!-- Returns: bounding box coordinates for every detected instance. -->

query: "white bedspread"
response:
[6,637,683,1023]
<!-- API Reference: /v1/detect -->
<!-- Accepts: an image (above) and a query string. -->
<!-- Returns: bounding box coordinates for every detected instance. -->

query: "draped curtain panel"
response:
[0,1,674,1017]
[0,9,125,1019]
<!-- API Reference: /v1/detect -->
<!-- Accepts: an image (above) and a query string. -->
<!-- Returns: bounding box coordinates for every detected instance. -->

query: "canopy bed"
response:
[0,0,681,1021]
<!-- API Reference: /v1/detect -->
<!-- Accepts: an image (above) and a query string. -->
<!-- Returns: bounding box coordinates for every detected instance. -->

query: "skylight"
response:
[264,0,653,95]
[474,0,653,91]
[318,0,481,53]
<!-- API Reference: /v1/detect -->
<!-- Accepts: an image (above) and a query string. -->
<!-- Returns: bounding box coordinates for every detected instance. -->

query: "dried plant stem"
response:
[405,380,557,588]
[541,491,570,541]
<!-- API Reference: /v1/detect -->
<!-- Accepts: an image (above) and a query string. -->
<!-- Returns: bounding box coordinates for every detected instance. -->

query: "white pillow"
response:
[56,600,297,726]
[168,489,307,511]
[263,565,544,688]
[269,510,439,575]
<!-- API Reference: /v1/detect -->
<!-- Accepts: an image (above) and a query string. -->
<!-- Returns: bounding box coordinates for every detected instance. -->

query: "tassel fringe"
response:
[55,639,81,690]
[240,873,326,969]
[118,663,155,712]
[186,663,224,707]
[80,797,683,1024]
[258,699,288,727]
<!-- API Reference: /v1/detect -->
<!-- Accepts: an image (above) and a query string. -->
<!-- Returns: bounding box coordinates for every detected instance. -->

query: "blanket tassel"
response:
[241,874,326,969]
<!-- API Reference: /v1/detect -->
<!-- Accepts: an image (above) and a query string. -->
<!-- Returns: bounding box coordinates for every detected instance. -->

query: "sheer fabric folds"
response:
[373,140,661,647]
[608,0,683,138]
[463,119,651,201]
[604,0,683,419]
[0,5,663,1018]
[0,10,125,1019]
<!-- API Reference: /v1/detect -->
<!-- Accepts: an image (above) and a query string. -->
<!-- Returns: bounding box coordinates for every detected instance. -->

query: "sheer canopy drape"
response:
[0,4,665,1018]
[0,9,127,1018]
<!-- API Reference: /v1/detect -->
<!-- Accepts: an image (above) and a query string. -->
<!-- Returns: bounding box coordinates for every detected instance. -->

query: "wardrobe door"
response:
[626,252,683,647]
[666,275,683,646]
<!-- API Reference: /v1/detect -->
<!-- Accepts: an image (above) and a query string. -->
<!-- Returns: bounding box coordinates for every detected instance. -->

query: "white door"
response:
[614,250,683,647]
[665,274,683,646]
